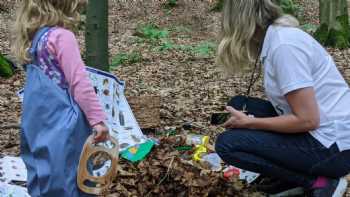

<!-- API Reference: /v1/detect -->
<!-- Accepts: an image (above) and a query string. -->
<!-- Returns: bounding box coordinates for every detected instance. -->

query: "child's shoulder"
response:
[49,27,76,40]
[47,27,78,50]
[46,27,79,55]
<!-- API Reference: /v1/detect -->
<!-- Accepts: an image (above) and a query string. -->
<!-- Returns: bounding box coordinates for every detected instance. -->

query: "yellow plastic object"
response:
[77,135,119,195]
[193,145,208,161]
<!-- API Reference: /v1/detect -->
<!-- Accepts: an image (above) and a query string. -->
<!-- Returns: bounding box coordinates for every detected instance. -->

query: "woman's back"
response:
[262,25,350,150]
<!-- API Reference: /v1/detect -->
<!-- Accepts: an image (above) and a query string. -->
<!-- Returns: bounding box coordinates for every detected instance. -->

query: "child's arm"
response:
[47,28,107,128]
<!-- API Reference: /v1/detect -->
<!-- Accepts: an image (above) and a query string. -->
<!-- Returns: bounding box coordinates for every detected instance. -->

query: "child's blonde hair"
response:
[12,0,86,64]
[216,0,299,74]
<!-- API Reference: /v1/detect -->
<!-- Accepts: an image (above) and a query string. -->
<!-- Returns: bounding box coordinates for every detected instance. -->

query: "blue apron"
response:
[20,27,93,197]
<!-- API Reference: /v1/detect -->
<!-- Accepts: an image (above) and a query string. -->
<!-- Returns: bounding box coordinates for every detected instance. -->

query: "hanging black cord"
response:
[245,24,270,97]
[245,48,263,97]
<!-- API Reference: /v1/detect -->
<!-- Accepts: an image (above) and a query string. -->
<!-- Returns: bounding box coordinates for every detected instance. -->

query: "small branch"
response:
[145,156,175,197]
[157,156,175,186]
[0,123,20,130]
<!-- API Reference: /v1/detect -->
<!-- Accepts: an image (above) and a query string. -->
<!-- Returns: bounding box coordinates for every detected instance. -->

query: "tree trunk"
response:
[85,0,109,71]
[314,0,350,48]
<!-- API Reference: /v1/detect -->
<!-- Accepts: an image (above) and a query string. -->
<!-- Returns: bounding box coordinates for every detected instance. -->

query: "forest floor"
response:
[1,0,350,196]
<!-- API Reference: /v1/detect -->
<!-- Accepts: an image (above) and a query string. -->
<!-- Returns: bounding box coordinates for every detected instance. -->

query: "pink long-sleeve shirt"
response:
[46,28,107,126]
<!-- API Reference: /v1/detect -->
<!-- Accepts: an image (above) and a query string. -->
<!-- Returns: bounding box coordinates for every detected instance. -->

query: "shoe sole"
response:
[268,187,304,197]
[332,178,348,197]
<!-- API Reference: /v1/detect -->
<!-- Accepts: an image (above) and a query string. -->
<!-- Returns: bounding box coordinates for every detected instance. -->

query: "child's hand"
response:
[92,122,109,143]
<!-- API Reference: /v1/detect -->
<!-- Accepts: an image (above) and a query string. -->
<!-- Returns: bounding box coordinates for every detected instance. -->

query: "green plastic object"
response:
[85,0,109,71]
[120,140,155,163]
[0,54,14,78]
[175,146,193,151]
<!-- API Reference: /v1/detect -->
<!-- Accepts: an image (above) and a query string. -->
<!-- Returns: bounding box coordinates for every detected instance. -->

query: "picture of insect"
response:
[119,111,125,126]
[103,89,109,96]
[131,135,141,143]
[94,86,99,94]
[120,143,129,149]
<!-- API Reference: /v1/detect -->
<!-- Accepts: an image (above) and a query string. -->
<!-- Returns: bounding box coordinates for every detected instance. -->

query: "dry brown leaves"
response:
[107,137,262,197]
[0,72,24,156]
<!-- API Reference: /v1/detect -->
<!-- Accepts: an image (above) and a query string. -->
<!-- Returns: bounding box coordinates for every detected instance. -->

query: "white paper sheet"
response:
[0,156,27,184]
[86,67,147,151]
[0,182,30,197]
[17,67,147,152]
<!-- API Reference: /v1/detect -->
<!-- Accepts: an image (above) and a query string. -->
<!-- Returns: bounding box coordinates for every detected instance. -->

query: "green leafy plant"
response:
[193,41,217,57]
[0,53,14,78]
[175,44,194,53]
[210,0,224,12]
[111,51,142,68]
[276,0,304,20]
[301,23,318,34]
[135,23,169,42]
[163,0,178,9]
[128,51,142,64]
[171,25,192,33]
[156,40,175,52]
[276,0,298,15]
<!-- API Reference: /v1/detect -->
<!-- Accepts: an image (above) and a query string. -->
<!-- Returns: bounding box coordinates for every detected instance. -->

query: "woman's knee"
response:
[215,129,248,156]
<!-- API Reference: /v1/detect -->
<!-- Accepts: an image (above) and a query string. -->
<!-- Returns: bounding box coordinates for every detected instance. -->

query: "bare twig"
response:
[0,123,20,130]
[157,156,175,186]
[145,156,175,197]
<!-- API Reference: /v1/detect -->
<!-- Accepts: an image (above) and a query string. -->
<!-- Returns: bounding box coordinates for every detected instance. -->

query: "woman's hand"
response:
[92,122,109,143]
[223,106,252,129]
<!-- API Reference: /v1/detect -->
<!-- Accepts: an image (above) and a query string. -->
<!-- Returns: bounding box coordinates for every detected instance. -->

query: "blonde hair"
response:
[216,0,299,73]
[12,0,86,64]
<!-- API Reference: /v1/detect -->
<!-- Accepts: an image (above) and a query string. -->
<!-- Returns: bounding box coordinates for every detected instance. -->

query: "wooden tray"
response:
[77,135,119,195]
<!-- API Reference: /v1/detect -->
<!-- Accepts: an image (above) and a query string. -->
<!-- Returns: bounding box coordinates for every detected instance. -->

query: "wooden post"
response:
[85,0,109,71]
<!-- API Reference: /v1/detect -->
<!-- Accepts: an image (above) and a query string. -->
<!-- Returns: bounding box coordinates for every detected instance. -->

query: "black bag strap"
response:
[245,24,272,98]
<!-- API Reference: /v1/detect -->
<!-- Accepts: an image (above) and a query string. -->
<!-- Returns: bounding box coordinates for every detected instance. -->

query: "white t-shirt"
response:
[261,25,350,151]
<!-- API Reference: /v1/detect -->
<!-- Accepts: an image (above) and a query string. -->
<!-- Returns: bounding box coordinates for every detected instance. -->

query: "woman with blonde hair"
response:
[215,0,350,196]
[13,0,109,196]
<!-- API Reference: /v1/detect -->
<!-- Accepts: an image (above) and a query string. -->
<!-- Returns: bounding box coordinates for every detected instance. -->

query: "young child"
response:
[12,0,109,196]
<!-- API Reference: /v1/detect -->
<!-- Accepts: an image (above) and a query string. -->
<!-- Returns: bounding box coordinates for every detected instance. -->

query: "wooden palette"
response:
[77,135,119,195]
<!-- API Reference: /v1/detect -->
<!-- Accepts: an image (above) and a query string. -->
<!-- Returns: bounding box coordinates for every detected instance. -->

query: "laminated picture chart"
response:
[86,67,147,151]
[18,67,147,152]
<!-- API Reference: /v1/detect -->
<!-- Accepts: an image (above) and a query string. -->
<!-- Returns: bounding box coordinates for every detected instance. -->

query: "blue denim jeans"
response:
[215,97,350,188]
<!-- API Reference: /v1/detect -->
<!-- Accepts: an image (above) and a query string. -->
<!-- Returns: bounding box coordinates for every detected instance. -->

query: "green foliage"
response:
[275,0,298,15]
[155,40,217,57]
[314,15,350,49]
[171,25,192,33]
[210,0,224,12]
[274,0,304,21]
[193,41,216,57]
[175,44,193,53]
[134,23,216,57]
[157,40,175,52]
[135,23,169,41]
[300,23,318,34]
[111,51,142,68]
[163,0,178,9]
[0,53,14,78]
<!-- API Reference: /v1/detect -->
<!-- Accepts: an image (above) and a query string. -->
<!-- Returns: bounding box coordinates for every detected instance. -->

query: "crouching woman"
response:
[215,1,350,196]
